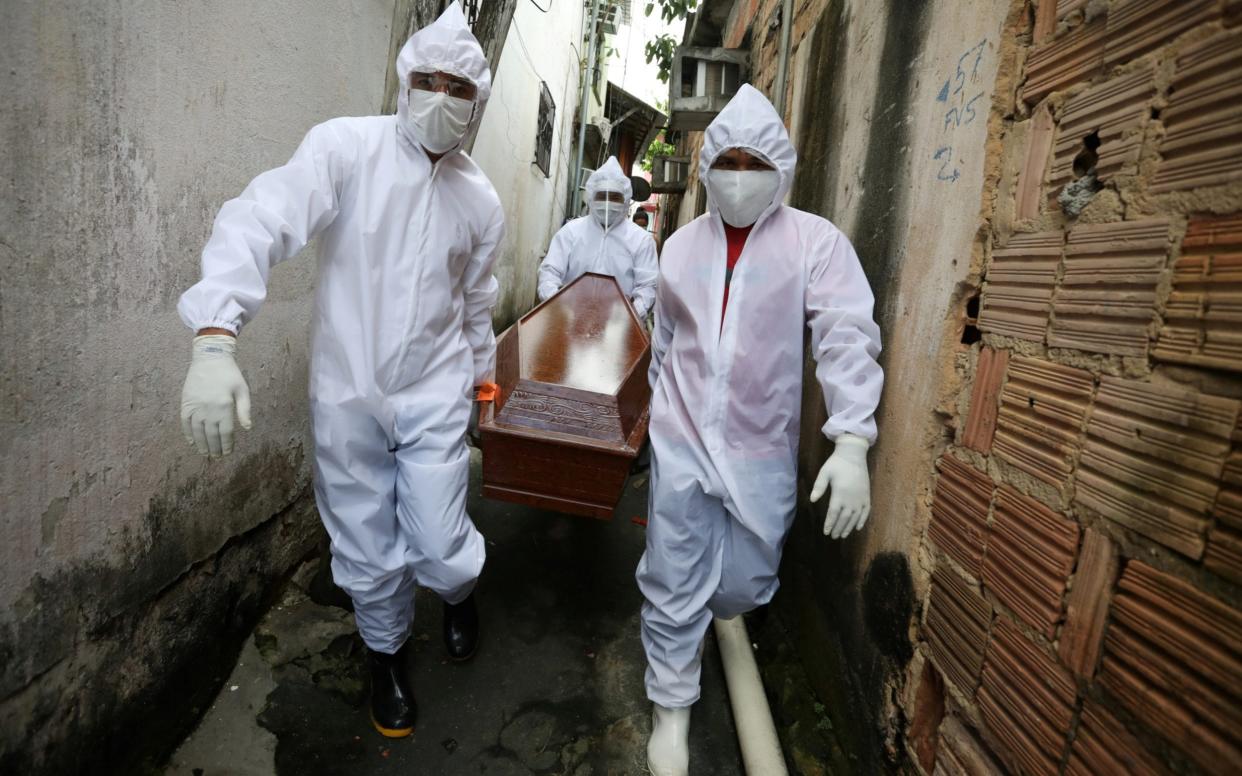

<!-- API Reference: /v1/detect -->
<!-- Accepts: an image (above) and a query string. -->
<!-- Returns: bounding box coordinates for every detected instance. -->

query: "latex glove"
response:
[810,433,871,539]
[180,334,252,457]
[537,282,560,303]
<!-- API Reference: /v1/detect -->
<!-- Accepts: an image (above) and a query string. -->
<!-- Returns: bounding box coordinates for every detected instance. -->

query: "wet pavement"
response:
[166,450,744,775]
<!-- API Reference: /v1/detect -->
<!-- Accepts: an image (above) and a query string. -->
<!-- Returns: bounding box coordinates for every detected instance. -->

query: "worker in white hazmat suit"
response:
[536,157,658,317]
[176,3,501,739]
[637,84,884,776]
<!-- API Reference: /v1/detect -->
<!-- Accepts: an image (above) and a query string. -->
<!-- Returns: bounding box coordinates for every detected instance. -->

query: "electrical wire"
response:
[509,16,544,82]
[529,0,551,12]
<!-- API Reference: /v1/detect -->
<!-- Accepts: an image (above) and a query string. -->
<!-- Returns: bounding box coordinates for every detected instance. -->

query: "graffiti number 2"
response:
[935,147,960,182]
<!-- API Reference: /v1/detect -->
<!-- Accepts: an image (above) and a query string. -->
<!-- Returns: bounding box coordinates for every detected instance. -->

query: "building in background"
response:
[474,0,662,303]
[655,0,1242,773]
[471,0,593,324]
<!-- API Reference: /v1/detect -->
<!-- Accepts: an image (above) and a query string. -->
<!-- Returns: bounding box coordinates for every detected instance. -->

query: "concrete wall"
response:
[472,0,588,326]
[0,1,392,772]
[776,1,1015,770]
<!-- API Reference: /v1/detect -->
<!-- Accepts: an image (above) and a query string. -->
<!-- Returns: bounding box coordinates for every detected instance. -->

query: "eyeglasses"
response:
[409,71,477,101]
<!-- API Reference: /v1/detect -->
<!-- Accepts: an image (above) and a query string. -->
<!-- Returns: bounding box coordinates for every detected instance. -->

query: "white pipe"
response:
[714,616,789,776]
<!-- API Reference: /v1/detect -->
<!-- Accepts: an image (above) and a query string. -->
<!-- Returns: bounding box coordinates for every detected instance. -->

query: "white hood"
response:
[699,84,797,227]
[395,2,492,153]
[585,156,633,204]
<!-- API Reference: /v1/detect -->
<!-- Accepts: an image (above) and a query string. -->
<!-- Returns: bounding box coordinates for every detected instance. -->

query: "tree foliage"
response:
[641,130,677,172]
[643,0,697,82]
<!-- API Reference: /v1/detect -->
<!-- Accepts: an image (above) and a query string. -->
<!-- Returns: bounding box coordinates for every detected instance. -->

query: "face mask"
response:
[591,200,626,229]
[405,89,475,154]
[706,168,780,227]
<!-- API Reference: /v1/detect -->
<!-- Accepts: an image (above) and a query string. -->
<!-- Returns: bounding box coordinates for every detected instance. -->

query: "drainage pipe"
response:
[773,0,794,117]
[714,616,789,775]
[568,0,604,220]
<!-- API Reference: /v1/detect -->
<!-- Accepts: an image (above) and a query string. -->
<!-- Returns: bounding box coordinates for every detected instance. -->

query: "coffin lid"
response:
[515,272,649,397]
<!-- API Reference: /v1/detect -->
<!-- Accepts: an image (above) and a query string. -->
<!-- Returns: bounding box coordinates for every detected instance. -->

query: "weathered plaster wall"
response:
[472,0,588,328]
[776,1,1016,770]
[0,1,396,772]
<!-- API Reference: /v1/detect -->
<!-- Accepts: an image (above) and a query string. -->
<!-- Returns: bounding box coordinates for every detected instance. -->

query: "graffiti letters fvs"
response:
[934,38,988,183]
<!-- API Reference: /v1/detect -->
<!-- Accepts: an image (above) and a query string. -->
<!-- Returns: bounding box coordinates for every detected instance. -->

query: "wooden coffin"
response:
[480,273,651,519]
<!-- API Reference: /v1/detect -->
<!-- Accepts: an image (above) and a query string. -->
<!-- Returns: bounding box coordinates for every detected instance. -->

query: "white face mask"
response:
[405,89,475,154]
[706,168,780,227]
[591,200,626,229]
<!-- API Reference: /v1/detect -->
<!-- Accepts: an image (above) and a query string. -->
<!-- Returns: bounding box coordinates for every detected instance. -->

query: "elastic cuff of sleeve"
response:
[191,319,240,335]
[832,433,871,450]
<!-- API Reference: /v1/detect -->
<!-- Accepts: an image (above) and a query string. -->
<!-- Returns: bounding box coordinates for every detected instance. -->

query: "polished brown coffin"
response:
[479,273,651,519]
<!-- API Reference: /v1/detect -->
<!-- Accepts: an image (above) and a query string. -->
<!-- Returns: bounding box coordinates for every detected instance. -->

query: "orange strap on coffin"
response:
[475,382,499,402]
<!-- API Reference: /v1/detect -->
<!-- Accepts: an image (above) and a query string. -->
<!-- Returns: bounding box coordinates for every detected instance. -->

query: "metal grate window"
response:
[535,81,555,177]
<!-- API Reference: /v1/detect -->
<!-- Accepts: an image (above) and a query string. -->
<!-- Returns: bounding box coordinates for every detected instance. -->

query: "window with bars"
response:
[535,81,555,177]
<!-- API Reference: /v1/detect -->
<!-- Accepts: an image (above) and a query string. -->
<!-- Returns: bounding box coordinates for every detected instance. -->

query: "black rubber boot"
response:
[368,646,416,738]
[443,593,479,661]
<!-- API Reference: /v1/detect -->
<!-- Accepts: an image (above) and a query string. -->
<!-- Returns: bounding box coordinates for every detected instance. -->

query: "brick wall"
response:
[917,1,1242,773]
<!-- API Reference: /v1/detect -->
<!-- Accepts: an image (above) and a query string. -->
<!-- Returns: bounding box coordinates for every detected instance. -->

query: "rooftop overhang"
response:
[603,81,668,170]
[687,0,734,47]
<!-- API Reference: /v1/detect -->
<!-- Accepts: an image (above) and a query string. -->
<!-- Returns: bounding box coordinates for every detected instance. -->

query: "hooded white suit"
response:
[537,158,658,317]
[636,85,883,706]
[177,4,501,654]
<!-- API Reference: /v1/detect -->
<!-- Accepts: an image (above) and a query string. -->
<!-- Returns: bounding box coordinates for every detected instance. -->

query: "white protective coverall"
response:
[536,157,658,317]
[636,84,884,707]
[177,4,502,654]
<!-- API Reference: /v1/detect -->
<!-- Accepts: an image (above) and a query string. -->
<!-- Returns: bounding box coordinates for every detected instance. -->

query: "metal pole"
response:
[569,0,604,220]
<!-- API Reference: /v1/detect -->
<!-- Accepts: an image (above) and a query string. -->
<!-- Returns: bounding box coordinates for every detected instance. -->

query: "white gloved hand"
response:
[810,433,872,539]
[180,334,252,458]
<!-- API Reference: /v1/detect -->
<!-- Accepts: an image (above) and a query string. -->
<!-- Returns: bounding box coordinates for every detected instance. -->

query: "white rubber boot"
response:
[647,703,690,776]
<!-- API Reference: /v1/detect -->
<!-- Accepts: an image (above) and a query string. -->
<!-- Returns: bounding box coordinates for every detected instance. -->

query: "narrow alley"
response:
[163,453,747,776]
[4,0,1242,774]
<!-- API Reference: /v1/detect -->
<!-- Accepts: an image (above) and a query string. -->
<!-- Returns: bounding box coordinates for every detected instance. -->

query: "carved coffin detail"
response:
[480,273,651,519]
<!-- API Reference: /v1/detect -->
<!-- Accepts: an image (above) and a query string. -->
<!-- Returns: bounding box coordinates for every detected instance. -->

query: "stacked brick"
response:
[916,1,1242,774]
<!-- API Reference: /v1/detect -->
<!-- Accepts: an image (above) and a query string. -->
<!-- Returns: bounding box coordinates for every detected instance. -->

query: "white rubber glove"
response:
[810,433,872,539]
[180,334,252,458]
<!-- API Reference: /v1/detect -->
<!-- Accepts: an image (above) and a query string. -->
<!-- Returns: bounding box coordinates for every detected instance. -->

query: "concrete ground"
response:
[165,450,745,776]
